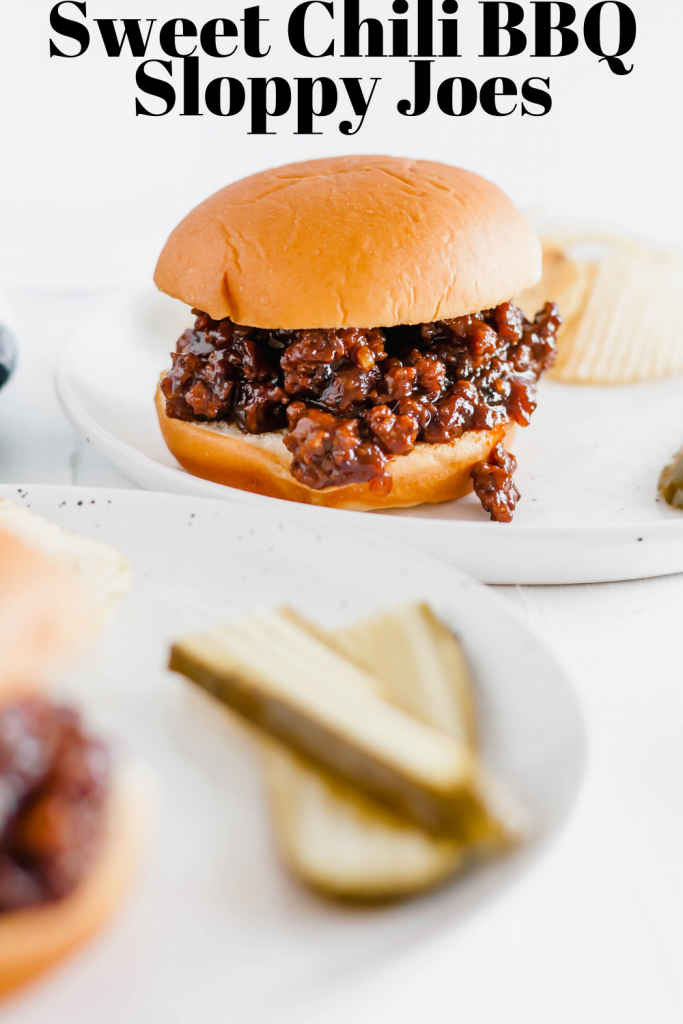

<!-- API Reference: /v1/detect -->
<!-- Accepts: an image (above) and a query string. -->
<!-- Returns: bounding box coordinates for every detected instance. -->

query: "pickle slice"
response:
[332,603,477,747]
[263,741,466,900]
[169,608,482,839]
[263,603,529,900]
[659,450,683,509]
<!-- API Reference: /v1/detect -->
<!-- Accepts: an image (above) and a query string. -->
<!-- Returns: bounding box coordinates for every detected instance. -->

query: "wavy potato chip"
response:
[516,227,683,384]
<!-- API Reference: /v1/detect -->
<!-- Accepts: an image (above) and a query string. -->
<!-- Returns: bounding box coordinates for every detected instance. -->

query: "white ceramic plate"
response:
[56,289,683,584]
[0,484,584,1024]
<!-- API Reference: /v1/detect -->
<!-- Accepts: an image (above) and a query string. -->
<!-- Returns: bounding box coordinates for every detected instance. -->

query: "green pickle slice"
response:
[659,450,683,509]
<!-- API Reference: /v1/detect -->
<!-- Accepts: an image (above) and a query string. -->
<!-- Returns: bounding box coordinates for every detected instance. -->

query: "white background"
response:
[0,2,682,1022]
[0,0,681,288]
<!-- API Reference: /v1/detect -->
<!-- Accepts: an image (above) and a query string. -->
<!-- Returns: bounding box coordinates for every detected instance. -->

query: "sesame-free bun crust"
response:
[0,500,132,636]
[154,156,541,330]
[0,776,143,998]
[0,530,91,701]
[155,384,515,511]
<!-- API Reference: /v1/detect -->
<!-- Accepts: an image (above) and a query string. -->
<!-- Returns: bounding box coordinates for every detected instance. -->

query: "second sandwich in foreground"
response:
[0,517,141,996]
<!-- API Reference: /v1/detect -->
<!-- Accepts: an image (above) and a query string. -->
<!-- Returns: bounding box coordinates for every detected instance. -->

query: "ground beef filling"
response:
[0,698,110,912]
[471,443,520,524]
[161,301,561,521]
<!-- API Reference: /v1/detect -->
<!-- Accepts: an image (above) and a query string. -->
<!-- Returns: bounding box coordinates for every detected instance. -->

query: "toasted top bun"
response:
[0,500,132,634]
[0,529,90,700]
[154,156,541,329]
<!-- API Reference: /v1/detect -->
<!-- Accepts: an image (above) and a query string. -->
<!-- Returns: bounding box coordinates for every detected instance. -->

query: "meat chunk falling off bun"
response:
[154,156,560,521]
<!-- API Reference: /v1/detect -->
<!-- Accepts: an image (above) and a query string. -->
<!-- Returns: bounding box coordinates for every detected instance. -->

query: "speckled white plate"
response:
[0,484,584,1024]
[56,289,683,584]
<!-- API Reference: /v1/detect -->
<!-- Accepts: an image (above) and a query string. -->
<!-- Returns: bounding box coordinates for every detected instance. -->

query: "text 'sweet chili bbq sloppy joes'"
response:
[154,156,560,522]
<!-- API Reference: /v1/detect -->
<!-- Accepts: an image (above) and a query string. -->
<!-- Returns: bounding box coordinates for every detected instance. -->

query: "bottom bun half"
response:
[155,385,516,511]
[0,775,144,998]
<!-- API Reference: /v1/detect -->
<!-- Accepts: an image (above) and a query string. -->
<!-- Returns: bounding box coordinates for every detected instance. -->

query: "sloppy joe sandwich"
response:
[154,156,561,521]
[0,527,141,996]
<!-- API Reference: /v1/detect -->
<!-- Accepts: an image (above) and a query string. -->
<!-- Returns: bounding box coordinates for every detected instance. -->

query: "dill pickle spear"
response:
[266,603,529,900]
[170,607,484,839]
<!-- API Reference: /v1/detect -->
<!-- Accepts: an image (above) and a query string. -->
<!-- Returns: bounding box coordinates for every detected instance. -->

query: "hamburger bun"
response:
[0,499,133,634]
[155,383,516,511]
[0,529,91,700]
[154,156,541,330]
[0,526,142,998]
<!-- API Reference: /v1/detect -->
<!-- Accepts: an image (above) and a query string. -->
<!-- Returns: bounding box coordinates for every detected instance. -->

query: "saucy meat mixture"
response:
[0,698,110,912]
[162,300,561,522]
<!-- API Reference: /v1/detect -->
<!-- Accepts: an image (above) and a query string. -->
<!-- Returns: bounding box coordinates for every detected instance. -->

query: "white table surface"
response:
[1,286,682,1024]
